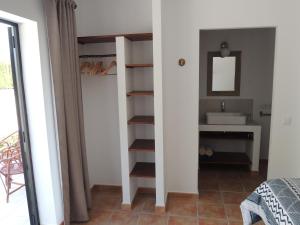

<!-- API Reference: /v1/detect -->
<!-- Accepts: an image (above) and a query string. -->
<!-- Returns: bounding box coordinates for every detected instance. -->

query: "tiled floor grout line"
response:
[168,213,198,219]
[196,195,199,218]
[166,214,170,225]
[136,213,141,225]
[103,210,113,225]
[219,188,230,225]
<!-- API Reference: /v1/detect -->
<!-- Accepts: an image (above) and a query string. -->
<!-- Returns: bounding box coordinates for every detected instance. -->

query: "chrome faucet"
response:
[221,100,225,112]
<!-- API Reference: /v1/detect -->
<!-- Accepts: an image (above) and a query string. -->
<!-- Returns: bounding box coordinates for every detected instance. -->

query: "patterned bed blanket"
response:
[240,178,300,225]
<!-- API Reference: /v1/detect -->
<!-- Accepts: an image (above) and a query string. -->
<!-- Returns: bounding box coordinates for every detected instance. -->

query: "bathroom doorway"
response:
[198,28,276,201]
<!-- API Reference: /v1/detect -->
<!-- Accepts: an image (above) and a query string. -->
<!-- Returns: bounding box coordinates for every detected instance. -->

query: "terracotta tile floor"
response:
[72,164,267,225]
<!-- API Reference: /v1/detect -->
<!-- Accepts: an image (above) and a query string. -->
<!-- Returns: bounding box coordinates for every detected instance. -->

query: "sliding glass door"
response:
[0,19,39,225]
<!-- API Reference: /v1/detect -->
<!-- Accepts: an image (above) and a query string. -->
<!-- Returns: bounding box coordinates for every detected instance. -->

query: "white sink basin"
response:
[206,112,247,125]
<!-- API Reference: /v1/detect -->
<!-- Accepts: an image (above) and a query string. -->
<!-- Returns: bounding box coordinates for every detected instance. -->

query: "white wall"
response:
[76,0,300,196]
[76,0,152,37]
[0,1,63,225]
[76,0,152,187]
[199,28,275,159]
[162,0,300,193]
[80,43,121,186]
[152,0,166,206]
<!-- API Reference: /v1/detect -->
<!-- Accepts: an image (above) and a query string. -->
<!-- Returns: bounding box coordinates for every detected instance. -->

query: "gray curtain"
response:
[42,0,91,224]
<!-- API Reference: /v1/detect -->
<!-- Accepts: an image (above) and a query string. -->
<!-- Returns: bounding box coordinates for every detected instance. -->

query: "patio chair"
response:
[0,131,19,151]
[0,132,25,203]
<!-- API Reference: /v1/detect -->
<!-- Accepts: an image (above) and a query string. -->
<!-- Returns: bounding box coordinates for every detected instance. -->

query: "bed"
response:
[240,178,300,225]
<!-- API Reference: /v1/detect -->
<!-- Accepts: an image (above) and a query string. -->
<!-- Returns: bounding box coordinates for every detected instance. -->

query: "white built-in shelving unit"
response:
[116,26,165,208]
[78,0,165,210]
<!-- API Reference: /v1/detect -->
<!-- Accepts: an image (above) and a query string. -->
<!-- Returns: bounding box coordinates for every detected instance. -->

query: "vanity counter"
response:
[199,123,261,172]
[199,122,261,132]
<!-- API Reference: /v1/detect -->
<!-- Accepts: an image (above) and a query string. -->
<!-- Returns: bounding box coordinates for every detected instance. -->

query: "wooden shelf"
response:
[199,152,251,166]
[79,54,116,58]
[78,33,153,44]
[200,131,253,140]
[129,139,155,152]
[128,116,154,125]
[127,91,154,97]
[130,162,155,178]
[126,64,153,68]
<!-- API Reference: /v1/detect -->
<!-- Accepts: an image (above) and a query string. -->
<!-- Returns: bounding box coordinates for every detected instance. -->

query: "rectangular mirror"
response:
[207,51,241,96]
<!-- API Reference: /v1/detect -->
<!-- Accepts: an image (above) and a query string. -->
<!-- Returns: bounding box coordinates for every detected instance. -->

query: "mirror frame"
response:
[207,51,241,96]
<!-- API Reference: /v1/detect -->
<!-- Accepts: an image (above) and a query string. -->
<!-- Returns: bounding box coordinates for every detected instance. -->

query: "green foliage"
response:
[0,63,13,89]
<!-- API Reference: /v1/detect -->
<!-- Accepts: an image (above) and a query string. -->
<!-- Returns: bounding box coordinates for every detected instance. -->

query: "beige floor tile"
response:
[131,196,147,213]
[228,220,243,225]
[241,178,264,192]
[110,211,138,225]
[198,171,218,180]
[224,204,243,221]
[92,186,122,198]
[199,181,219,191]
[243,182,260,192]
[219,182,244,192]
[132,193,156,213]
[198,191,222,204]
[198,203,226,219]
[167,196,197,217]
[217,171,242,180]
[199,180,220,191]
[198,218,228,225]
[239,173,265,182]
[85,210,112,225]
[143,197,156,213]
[138,214,168,225]
[222,192,248,204]
[92,196,122,211]
[168,216,198,225]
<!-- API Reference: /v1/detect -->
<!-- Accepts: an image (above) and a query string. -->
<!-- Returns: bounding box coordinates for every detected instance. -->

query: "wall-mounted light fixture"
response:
[178,58,186,66]
[220,41,230,58]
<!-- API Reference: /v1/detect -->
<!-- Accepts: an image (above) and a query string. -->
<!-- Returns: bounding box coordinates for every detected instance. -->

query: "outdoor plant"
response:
[0,63,13,89]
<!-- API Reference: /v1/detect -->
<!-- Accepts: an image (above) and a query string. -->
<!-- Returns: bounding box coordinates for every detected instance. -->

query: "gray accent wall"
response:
[199,28,276,159]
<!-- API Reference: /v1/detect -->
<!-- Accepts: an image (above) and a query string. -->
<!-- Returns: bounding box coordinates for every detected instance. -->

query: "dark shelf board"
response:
[79,54,116,58]
[200,131,253,140]
[129,139,155,152]
[78,33,153,44]
[130,162,155,178]
[127,91,154,97]
[126,64,153,68]
[128,116,154,125]
[199,152,251,166]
